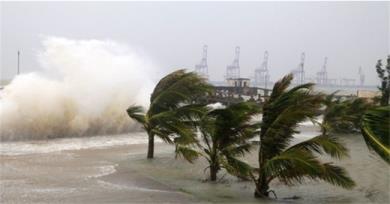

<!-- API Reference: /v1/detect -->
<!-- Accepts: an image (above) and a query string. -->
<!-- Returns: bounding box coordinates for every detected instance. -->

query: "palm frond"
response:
[160,120,197,145]
[177,102,260,181]
[323,91,340,106]
[149,104,207,128]
[149,70,212,115]
[263,149,355,189]
[150,69,187,102]
[172,104,209,124]
[361,106,390,163]
[211,102,261,148]
[254,74,355,196]
[220,155,253,179]
[286,134,349,159]
[318,162,355,189]
[222,143,253,157]
[268,74,293,101]
[126,105,146,125]
[261,88,323,157]
[322,95,372,134]
[263,149,323,185]
[175,145,201,163]
[344,98,372,128]
[321,100,351,133]
[150,128,174,144]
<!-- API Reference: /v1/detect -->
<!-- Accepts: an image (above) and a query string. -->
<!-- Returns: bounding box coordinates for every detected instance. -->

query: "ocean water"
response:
[120,133,390,203]
[2,37,387,203]
[1,125,389,203]
[0,132,160,156]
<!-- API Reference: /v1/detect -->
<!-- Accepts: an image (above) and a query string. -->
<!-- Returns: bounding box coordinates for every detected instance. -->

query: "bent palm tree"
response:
[375,56,390,106]
[127,69,212,159]
[321,91,347,134]
[361,106,390,163]
[344,98,372,129]
[253,74,355,198]
[176,102,261,181]
[321,93,371,134]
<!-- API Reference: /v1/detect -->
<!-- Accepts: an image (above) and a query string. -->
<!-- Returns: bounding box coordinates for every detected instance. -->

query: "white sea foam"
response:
[0,37,157,141]
[88,164,118,178]
[0,132,164,156]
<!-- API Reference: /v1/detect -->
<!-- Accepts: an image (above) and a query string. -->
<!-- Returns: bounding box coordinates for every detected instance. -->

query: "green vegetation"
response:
[126,70,356,199]
[357,57,390,163]
[127,69,212,159]
[375,56,390,106]
[175,102,261,181]
[321,92,372,134]
[320,56,390,163]
[252,74,355,197]
[361,106,390,163]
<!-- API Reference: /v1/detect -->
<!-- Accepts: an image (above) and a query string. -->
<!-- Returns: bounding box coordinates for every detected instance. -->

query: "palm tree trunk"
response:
[209,144,219,181]
[210,164,218,181]
[256,142,269,197]
[147,132,154,159]
[254,178,269,198]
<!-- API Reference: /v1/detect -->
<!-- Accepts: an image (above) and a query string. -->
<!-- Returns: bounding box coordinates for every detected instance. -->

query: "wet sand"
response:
[1,133,389,203]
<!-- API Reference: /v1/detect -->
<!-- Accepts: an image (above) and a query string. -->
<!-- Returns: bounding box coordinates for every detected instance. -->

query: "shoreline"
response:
[1,133,389,203]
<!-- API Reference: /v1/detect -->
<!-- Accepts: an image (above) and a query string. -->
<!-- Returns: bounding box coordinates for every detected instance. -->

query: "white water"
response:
[0,37,157,141]
[0,132,160,156]
[0,126,318,156]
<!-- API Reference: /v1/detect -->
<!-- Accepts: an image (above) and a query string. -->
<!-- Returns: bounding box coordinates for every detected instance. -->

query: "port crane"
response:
[254,51,270,88]
[225,46,240,79]
[195,45,209,79]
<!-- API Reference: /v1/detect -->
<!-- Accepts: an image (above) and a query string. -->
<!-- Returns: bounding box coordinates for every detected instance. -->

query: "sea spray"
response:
[0,37,157,141]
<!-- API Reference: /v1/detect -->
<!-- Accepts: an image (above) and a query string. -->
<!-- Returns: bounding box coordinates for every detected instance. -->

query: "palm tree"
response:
[375,56,390,106]
[344,98,372,129]
[175,102,261,181]
[361,106,390,163]
[253,74,355,198]
[321,92,371,134]
[126,69,212,159]
[321,92,348,134]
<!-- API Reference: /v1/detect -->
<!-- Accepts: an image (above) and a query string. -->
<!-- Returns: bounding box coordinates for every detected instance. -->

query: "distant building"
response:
[201,77,271,106]
[226,78,250,88]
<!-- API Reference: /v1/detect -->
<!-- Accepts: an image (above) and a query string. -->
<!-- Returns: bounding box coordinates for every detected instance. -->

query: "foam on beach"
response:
[0,132,165,156]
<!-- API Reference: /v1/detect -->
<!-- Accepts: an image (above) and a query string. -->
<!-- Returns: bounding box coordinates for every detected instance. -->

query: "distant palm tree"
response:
[176,102,261,181]
[321,92,371,134]
[375,56,390,106]
[361,106,390,163]
[127,69,212,159]
[253,74,355,198]
[344,98,372,129]
[321,92,347,134]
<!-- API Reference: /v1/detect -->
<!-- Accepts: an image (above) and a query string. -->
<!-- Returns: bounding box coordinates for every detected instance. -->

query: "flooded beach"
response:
[1,2,389,203]
[1,129,389,203]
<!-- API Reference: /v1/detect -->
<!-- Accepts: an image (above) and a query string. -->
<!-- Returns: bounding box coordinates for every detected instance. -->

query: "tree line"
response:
[126,56,389,199]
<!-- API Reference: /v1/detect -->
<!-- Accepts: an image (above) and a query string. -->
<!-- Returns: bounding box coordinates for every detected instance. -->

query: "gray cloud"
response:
[1,1,389,85]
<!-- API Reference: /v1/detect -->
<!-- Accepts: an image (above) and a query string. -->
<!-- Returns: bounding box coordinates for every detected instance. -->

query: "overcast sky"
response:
[1,1,389,85]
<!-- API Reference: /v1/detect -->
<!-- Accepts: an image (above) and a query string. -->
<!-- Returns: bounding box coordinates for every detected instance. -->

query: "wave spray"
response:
[0,37,156,141]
